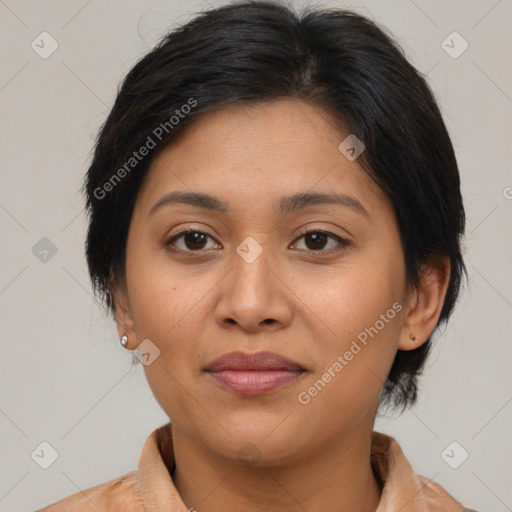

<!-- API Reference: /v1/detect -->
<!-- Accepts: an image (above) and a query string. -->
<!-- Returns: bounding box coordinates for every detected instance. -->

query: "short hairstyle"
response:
[82,0,466,411]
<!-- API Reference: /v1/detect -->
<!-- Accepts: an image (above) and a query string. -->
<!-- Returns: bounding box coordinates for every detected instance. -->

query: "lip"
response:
[204,351,306,395]
[205,351,304,372]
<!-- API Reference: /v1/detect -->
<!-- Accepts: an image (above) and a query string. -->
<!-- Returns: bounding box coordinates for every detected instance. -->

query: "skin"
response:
[111,98,450,512]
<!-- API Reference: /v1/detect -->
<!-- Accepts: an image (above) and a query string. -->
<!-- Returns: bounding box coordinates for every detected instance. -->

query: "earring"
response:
[120,334,129,348]
[409,333,417,342]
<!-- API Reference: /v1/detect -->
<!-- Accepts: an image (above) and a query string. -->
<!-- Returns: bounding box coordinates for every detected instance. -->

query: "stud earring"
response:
[120,334,129,348]
[409,333,417,342]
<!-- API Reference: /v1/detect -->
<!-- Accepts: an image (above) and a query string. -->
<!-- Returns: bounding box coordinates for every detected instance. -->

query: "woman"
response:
[36,1,477,510]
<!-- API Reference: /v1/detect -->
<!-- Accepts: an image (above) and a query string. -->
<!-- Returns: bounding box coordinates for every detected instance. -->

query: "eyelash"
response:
[165,226,350,256]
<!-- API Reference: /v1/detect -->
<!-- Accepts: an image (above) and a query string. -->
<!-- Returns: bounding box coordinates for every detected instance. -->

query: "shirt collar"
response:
[135,422,464,512]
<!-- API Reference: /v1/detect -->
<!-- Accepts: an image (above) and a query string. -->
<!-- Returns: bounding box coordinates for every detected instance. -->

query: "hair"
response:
[82,0,466,411]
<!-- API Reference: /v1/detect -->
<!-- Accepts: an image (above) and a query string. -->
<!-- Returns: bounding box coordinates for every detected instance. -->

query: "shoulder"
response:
[417,474,480,512]
[371,431,479,512]
[34,470,144,512]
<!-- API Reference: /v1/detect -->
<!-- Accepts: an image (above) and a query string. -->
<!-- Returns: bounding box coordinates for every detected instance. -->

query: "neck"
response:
[171,426,382,512]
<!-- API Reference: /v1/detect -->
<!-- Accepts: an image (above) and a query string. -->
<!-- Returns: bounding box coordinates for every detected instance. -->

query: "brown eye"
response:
[304,232,328,250]
[166,228,220,252]
[292,229,350,254]
[182,231,208,250]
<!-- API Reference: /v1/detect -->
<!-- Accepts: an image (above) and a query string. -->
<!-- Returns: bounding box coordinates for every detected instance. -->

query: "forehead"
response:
[134,98,388,219]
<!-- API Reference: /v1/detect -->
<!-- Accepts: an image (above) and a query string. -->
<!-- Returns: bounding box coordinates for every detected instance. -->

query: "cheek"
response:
[293,248,404,408]
[127,244,209,341]
[295,289,402,433]
[294,251,404,352]
[126,255,216,416]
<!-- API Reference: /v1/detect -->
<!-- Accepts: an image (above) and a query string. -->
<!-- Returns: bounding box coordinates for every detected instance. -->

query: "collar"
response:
[136,422,465,512]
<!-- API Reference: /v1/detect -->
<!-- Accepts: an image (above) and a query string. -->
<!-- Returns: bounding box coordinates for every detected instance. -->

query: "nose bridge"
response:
[231,235,274,303]
[215,235,291,330]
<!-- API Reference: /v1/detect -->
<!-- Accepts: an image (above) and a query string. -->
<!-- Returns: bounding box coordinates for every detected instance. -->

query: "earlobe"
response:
[109,276,137,349]
[398,256,451,351]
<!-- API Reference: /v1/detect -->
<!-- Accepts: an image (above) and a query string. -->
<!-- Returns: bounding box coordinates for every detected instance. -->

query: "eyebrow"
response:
[148,190,370,219]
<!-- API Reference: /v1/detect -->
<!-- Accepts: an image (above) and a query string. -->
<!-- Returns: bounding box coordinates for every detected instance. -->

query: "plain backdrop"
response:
[0,1,511,511]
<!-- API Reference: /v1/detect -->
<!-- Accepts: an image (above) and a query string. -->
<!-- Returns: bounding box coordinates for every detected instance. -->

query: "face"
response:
[113,98,416,465]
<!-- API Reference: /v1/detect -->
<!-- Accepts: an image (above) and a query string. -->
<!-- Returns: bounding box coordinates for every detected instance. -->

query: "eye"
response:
[165,226,220,253]
[291,228,350,254]
[165,226,350,255]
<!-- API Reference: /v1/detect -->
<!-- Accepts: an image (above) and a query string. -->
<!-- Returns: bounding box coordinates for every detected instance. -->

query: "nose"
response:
[214,243,293,333]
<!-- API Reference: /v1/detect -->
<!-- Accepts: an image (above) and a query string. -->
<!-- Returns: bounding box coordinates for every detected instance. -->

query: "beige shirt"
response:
[35,422,478,511]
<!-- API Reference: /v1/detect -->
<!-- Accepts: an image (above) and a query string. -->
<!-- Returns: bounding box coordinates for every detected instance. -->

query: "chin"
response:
[203,416,304,466]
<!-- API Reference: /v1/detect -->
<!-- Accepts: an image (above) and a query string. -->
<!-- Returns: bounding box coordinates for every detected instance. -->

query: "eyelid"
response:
[165,224,220,248]
[294,225,349,240]
[166,224,349,241]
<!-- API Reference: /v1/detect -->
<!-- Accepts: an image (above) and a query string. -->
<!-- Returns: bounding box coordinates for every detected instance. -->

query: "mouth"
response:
[204,351,306,396]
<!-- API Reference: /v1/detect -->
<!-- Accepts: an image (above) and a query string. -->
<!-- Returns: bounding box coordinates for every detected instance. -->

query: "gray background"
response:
[0,1,511,511]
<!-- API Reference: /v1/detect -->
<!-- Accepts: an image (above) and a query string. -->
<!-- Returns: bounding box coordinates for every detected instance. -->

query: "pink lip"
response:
[204,351,306,395]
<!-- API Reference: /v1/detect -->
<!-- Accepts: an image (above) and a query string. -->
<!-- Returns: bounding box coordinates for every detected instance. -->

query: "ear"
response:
[398,256,451,351]
[110,274,137,350]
